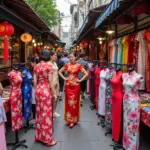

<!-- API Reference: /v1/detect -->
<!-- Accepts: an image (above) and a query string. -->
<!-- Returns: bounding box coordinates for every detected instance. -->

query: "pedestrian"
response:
[77,53,89,106]
[59,52,88,128]
[48,51,60,118]
[61,52,70,64]
[28,57,38,123]
[33,50,57,146]
[56,53,65,101]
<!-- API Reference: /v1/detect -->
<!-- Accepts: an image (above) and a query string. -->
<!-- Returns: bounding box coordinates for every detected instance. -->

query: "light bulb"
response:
[34,43,37,47]
[32,39,35,43]
[106,30,114,34]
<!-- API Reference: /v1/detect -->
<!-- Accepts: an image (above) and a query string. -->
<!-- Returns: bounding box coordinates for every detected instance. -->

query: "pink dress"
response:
[8,70,23,131]
[34,61,53,144]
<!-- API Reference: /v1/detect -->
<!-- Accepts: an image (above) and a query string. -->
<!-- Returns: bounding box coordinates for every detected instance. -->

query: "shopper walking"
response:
[59,52,88,128]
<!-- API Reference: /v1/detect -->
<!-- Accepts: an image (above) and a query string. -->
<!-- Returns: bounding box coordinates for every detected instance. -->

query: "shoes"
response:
[53,112,60,117]
[47,140,57,146]
[69,123,74,128]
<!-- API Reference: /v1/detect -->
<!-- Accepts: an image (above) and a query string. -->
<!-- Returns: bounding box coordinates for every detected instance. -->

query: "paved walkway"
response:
[7,95,150,150]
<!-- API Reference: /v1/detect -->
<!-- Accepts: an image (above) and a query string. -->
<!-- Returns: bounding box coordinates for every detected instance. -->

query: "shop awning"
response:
[78,16,88,37]
[95,0,120,28]
[75,5,107,43]
[0,0,50,34]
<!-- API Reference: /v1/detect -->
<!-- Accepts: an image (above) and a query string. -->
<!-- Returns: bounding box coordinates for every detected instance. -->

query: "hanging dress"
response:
[111,70,123,142]
[89,65,96,104]
[22,68,33,120]
[0,98,7,150]
[105,68,116,129]
[144,29,150,92]
[136,31,147,90]
[94,66,101,110]
[8,69,23,131]
[34,61,53,144]
[98,68,109,116]
[122,71,143,150]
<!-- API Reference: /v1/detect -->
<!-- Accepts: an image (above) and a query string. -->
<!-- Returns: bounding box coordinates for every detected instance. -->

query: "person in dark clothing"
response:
[77,53,89,106]
[56,53,65,101]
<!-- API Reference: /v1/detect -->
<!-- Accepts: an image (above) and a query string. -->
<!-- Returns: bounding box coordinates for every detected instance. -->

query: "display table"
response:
[141,106,150,127]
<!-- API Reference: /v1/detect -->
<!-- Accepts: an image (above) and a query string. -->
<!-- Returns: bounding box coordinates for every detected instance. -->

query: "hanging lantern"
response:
[0,22,14,62]
[84,41,88,47]
[79,42,84,47]
[20,33,32,43]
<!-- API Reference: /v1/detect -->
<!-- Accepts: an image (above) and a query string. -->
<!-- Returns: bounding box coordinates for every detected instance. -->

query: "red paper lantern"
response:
[0,22,14,62]
[80,42,84,47]
[84,42,88,47]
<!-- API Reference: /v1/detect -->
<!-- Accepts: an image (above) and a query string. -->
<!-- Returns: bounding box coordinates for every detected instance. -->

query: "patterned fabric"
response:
[8,70,23,131]
[98,68,109,116]
[144,29,150,92]
[0,98,7,124]
[105,68,116,129]
[141,106,150,127]
[62,63,86,124]
[22,68,33,120]
[34,61,53,144]
[77,59,88,79]
[122,71,143,150]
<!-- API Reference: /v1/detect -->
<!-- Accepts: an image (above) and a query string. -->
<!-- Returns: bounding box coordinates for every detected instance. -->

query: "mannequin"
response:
[8,65,23,131]
[105,65,116,134]
[22,65,33,133]
[111,68,123,142]
[22,66,33,121]
[122,66,143,150]
[7,64,28,149]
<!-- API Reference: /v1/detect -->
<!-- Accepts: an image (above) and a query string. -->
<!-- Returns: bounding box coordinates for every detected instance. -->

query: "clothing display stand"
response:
[7,131,28,150]
[110,99,124,150]
[22,121,34,133]
[97,115,105,128]
[90,104,96,110]
[105,129,112,136]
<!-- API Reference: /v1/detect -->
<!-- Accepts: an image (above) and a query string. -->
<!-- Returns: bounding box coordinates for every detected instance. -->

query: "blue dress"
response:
[22,68,33,120]
[0,98,7,124]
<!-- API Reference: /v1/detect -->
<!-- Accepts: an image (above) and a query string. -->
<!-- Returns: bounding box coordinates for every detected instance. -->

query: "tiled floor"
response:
[6,96,150,150]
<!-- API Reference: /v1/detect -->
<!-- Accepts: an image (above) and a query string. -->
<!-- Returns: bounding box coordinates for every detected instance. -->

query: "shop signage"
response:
[21,33,32,43]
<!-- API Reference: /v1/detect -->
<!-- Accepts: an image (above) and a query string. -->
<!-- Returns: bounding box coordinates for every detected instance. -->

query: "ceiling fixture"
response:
[106,25,114,34]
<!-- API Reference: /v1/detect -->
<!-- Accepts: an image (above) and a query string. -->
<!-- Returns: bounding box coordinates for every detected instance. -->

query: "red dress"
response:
[94,67,101,110]
[34,61,53,144]
[144,29,150,92]
[62,63,86,124]
[111,70,123,142]
[8,70,23,131]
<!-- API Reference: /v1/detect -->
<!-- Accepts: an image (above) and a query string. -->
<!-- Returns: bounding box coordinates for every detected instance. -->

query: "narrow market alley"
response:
[6,96,113,150]
[6,95,150,150]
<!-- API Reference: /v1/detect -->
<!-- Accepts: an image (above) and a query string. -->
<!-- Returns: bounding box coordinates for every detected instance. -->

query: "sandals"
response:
[69,123,74,128]
[47,140,57,146]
